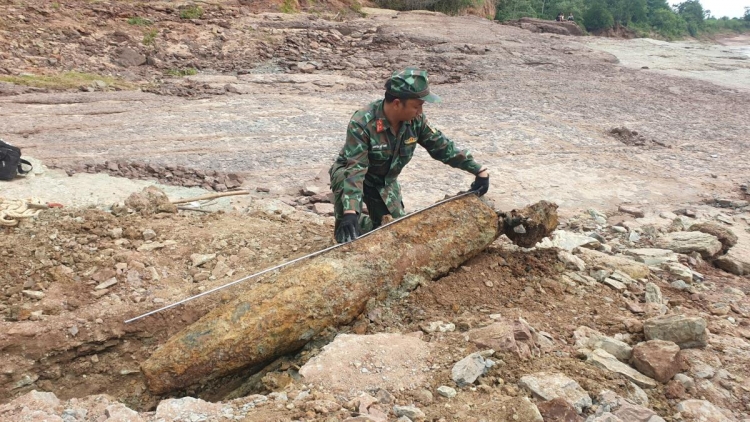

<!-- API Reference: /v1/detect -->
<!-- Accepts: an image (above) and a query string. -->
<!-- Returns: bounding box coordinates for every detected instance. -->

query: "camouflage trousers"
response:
[330,170,406,236]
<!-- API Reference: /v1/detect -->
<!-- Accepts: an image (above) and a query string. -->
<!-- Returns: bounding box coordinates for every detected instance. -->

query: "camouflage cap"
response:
[385,68,441,103]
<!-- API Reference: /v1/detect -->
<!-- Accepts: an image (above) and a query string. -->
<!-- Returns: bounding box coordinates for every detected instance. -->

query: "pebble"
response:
[437,386,457,398]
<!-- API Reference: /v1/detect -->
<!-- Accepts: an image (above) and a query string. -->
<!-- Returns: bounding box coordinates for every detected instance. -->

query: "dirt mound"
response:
[608,127,669,148]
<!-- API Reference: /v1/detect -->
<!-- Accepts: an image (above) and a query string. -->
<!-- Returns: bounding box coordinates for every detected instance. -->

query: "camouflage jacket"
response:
[330,99,483,215]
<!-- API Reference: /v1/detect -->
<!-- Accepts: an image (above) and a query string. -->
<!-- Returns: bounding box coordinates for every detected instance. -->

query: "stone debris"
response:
[644,283,663,304]
[94,278,118,290]
[624,248,677,266]
[298,333,433,396]
[573,248,650,279]
[573,327,632,362]
[676,399,731,422]
[536,397,583,421]
[436,386,456,398]
[661,262,693,282]
[587,349,658,388]
[68,160,245,192]
[451,350,495,387]
[518,372,592,413]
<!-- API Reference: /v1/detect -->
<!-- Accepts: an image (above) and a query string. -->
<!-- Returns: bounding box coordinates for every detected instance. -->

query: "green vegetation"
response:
[582,1,614,31]
[142,28,158,46]
[127,16,153,26]
[165,68,198,77]
[179,5,204,20]
[431,0,478,15]
[492,0,750,40]
[0,72,134,90]
[375,0,483,16]
[51,2,60,9]
[280,0,298,14]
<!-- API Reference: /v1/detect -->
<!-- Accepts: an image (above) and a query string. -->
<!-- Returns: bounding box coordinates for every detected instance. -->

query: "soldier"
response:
[329,68,490,243]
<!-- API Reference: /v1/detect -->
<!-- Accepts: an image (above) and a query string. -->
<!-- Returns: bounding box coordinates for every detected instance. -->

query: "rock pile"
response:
[64,160,244,192]
[501,17,585,36]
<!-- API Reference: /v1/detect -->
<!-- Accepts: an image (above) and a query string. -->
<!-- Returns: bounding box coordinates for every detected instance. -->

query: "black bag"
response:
[0,139,32,181]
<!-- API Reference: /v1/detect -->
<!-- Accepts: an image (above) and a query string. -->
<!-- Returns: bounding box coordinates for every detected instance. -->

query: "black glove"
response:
[335,213,360,243]
[470,174,490,196]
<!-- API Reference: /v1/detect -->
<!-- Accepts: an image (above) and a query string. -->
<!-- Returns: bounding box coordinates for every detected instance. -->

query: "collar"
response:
[374,100,413,134]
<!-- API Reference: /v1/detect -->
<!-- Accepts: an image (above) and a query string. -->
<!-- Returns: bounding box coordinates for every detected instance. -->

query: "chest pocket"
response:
[399,134,418,166]
[368,135,392,176]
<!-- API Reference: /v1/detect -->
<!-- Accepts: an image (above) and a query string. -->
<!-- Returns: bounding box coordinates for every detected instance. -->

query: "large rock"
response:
[654,232,722,259]
[689,222,737,251]
[299,333,432,395]
[451,351,494,387]
[154,397,227,421]
[518,372,592,413]
[573,248,650,279]
[113,47,147,67]
[714,242,750,276]
[643,315,707,349]
[631,340,682,383]
[661,262,693,282]
[536,397,583,421]
[587,349,658,388]
[676,399,732,422]
[573,326,632,362]
[540,231,600,251]
[467,319,535,360]
[612,403,664,422]
[644,283,662,304]
[624,248,677,266]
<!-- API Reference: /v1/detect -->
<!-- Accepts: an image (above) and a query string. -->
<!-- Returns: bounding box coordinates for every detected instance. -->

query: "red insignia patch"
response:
[376,120,384,133]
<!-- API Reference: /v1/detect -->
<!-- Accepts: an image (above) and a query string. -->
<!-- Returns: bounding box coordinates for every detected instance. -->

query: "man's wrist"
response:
[343,210,357,215]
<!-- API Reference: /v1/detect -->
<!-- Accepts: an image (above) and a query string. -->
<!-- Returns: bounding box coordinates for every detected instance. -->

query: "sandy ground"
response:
[586,36,750,91]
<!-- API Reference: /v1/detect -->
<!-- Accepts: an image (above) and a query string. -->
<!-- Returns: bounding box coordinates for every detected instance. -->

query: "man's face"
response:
[394,99,424,122]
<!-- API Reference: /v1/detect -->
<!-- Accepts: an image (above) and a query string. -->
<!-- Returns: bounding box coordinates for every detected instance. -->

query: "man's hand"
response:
[336,213,361,243]
[469,171,490,196]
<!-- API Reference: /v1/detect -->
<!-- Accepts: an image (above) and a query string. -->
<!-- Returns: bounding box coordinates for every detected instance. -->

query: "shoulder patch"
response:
[405,137,417,145]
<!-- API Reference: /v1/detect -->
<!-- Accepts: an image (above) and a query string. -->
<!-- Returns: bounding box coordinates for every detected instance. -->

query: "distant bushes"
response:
[493,0,750,40]
[374,0,484,15]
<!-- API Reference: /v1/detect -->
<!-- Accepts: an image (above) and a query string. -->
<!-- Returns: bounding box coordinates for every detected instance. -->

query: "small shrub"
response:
[51,2,60,9]
[280,0,297,14]
[128,16,153,26]
[179,5,204,20]
[165,68,198,77]
[142,29,158,46]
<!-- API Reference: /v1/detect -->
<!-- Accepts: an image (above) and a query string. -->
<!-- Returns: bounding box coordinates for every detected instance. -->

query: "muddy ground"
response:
[1,0,750,421]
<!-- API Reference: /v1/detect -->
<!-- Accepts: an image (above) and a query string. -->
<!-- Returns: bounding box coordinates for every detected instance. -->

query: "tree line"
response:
[494,0,750,39]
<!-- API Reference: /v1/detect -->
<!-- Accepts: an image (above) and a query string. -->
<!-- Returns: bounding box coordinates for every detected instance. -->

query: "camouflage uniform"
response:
[329,68,483,235]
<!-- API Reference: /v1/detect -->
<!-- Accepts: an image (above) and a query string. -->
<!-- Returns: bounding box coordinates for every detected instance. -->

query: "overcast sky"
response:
[695,0,748,18]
